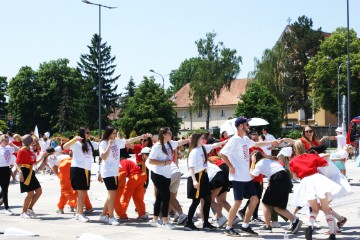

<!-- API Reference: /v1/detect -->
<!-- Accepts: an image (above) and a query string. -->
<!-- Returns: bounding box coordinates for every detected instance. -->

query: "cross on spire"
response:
[287,17,292,25]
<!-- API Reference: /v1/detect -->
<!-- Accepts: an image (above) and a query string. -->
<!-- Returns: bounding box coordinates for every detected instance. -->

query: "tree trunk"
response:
[206,108,210,130]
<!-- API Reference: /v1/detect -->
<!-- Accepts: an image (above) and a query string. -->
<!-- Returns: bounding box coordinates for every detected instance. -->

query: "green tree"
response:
[78,34,120,129]
[0,76,8,120]
[190,32,242,129]
[119,76,136,110]
[305,27,360,119]
[117,77,180,137]
[235,81,282,135]
[282,16,323,124]
[168,57,200,94]
[7,66,38,133]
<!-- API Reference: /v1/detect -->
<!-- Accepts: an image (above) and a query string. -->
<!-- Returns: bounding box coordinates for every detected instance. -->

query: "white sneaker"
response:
[20,212,32,219]
[233,216,241,225]
[79,214,89,223]
[178,214,188,225]
[149,219,161,227]
[138,213,149,220]
[27,209,36,218]
[271,221,281,228]
[109,217,120,226]
[163,222,176,230]
[99,214,109,223]
[217,216,228,228]
[75,214,80,220]
[4,208,14,216]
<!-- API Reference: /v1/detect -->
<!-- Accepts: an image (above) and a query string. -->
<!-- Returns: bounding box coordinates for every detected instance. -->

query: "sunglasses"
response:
[85,131,91,134]
[305,130,313,134]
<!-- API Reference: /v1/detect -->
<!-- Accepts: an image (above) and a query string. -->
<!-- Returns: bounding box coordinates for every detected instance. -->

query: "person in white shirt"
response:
[147,127,189,230]
[98,125,146,226]
[261,127,276,156]
[250,152,302,233]
[330,144,353,176]
[220,117,279,236]
[184,132,226,231]
[63,127,99,223]
[329,127,346,150]
[0,134,19,216]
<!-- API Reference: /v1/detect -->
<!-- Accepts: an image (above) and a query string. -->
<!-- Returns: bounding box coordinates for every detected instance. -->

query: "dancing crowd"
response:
[0,118,354,239]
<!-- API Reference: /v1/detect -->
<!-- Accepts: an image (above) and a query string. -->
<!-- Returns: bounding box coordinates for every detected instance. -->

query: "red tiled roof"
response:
[172,79,252,108]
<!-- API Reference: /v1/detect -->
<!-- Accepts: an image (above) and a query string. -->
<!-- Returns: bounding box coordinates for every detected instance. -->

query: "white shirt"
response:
[188,145,212,174]
[220,135,255,181]
[148,140,179,178]
[318,157,340,178]
[0,146,15,167]
[261,133,275,156]
[251,159,284,178]
[171,162,181,175]
[70,141,99,170]
[330,149,349,161]
[99,139,126,178]
[47,154,61,168]
[207,162,222,182]
[39,139,51,152]
[335,135,346,150]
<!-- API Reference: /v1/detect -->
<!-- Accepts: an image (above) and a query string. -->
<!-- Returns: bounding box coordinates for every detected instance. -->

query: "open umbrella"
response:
[220,118,237,136]
[248,118,269,126]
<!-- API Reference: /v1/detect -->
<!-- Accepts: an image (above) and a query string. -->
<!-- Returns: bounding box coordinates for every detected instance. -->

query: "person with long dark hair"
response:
[63,127,98,223]
[147,127,188,229]
[98,125,146,225]
[184,132,226,231]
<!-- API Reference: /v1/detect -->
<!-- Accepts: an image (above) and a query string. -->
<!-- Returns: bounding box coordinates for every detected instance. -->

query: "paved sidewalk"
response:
[1,157,360,240]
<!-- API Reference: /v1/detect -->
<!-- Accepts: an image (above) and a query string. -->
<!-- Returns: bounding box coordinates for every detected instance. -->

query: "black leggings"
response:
[188,195,211,224]
[151,171,171,218]
[0,166,11,209]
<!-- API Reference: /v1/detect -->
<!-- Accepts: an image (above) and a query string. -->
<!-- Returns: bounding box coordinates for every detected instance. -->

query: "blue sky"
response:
[1,0,359,94]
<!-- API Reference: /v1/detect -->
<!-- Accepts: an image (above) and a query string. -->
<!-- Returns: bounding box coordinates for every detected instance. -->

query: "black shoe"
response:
[203,222,216,231]
[337,217,347,229]
[259,225,272,233]
[328,233,336,240]
[184,222,199,231]
[305,226,313,240]
[224,227,241,236]
[291,218,303,234]
[252,217,265,223]
[240,226,258,235]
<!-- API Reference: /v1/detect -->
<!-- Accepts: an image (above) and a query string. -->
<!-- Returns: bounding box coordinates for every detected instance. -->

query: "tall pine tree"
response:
[0,76,8,121]
[78,34,120,129]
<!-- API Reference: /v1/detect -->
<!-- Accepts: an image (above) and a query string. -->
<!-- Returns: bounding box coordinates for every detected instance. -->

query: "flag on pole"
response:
[34,125,39,138]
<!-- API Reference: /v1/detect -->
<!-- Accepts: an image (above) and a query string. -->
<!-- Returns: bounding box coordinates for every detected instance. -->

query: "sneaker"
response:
[163,222,176,230]
[240,226,258,235]
[178,214,188,225]
[184,222,199,231]
[337,217,347,229]
[259,225,272,233]
[70,207,76,212]
[138,213,149,220]
[233,216,241,225]
[20,212,32,219]
[173,212,180,222]
[291,218,303,234]
[238,210,244,221]
[217,216,228,228]
[224,227,241,236]
[120,217,129,222]
[328,233,336,240]
[109,217,120,226]
[56,209,64,214]
[83,208,94,214]
[27,209,36,218]
[305,226,313,240]
[99,214,109,223]
[149,219,161,227]
[252,217,264,223]
[203,222,216,231]
[75,214,80,220]
[271,221,281,228]
[79,214,89,223]
[4,208,14,216]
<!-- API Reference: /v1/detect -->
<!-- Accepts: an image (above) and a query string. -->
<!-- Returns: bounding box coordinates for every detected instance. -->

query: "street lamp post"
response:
[82,0,117,138]
[149,69,167,89]
[337,63,344,127]
[346,0,351,127]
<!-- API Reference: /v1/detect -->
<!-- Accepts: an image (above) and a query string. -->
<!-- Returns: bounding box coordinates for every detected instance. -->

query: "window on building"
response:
[198,110,202,118]
[221,110,225,117]
[182,111,187,118]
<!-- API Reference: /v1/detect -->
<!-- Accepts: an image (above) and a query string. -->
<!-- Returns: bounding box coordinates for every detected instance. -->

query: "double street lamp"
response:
[149,69,168,89]
[82,0,117,138]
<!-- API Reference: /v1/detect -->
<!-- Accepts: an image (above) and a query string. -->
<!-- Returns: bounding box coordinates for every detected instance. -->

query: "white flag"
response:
[34,125,39,138]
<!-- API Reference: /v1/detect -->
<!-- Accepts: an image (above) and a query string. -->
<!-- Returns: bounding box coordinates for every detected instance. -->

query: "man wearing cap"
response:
[117,148,148,220]
[329,127,346,150]
[220,117,279,236]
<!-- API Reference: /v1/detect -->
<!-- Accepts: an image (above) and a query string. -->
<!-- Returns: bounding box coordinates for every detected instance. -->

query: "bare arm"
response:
[177,138,190,147]
[126,134,146,144]
[63,136,82,150]
[254,140,279,148]
[210,140,228,149]
[220,153,235,175]
[189,167,199,189]
[100,139,113,160]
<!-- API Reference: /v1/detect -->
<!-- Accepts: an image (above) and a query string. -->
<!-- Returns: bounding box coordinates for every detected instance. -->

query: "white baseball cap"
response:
[44,132,50,138]
[138,147,151,155]
[335,127,343,133]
